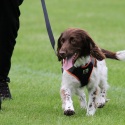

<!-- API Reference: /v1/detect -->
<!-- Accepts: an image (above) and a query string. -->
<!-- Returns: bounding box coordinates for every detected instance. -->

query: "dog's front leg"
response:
[97,81,109,108]
[87,87,99,116]
[76,88,87,109]
[60,88,75,116]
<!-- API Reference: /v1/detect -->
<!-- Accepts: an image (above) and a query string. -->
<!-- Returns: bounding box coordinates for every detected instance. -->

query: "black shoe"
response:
[0,77,12,99]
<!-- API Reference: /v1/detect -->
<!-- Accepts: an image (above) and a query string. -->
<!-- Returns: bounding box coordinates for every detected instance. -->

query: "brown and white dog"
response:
[57,28,125,116]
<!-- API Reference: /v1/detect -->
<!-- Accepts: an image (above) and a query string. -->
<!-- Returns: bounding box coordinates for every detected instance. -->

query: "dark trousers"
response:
[0,0,22,80]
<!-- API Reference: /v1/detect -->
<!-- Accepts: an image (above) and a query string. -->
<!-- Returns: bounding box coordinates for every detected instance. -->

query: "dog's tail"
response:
[101,49,125,61]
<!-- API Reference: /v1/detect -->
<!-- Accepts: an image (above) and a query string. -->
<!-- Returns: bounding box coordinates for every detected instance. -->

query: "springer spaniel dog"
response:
[57,28,125,116]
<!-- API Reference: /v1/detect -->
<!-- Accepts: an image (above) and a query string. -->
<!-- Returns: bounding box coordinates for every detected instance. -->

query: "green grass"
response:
[1,0,125,124]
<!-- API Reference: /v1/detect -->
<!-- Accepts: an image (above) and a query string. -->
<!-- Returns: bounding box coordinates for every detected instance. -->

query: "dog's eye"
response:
[60,38,65,45]
[70,39,76,45]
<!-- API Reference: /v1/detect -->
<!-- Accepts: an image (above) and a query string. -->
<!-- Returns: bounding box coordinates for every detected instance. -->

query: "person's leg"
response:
[0,97,1,109]
[0,1,20,99]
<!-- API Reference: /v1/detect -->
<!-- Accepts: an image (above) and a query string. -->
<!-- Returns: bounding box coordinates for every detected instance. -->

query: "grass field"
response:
[1,0,125,125]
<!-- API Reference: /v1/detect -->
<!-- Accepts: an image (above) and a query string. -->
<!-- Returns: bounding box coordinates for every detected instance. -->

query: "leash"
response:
[40,0,56,54]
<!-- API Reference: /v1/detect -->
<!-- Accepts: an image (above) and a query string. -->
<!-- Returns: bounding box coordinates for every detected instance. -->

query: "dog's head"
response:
[57,28,105,63]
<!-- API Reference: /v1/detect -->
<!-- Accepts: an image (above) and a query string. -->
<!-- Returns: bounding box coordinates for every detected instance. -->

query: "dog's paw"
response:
[97,103,105,108]
[96,98,105,108]
[97,98,110,108]
[64,110,75,116]
[86,107,96,116]
[86,110,96,116]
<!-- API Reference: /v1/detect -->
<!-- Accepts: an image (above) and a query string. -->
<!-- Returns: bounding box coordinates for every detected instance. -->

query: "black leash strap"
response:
[41,0,56,53]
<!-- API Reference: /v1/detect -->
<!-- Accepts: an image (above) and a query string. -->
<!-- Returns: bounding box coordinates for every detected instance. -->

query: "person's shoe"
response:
[0,77,12,99]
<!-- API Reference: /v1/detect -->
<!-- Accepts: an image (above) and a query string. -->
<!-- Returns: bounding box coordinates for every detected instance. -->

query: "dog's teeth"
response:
[73,53,76,59]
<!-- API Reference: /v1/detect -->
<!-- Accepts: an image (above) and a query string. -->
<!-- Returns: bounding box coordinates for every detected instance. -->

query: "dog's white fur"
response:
[60,50,125,116]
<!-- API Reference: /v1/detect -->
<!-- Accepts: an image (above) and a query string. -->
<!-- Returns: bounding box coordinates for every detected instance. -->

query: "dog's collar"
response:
[62,57,96,87]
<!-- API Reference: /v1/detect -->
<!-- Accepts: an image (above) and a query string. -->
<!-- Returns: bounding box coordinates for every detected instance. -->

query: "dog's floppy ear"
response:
[57,33,63,61]
[88,36,105,61]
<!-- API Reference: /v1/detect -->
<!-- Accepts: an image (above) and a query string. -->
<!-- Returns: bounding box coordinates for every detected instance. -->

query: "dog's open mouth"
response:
[62,53,79,70]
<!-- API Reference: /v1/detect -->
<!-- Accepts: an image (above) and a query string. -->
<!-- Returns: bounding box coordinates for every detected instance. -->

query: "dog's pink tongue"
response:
[62,58,73,70]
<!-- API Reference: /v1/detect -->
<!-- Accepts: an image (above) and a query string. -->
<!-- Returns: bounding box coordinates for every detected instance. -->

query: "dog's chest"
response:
[62,61,94,87]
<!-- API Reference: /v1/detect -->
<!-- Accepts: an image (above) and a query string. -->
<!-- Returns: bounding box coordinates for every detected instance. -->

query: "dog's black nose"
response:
[59,50,66,58]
